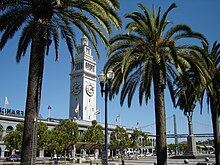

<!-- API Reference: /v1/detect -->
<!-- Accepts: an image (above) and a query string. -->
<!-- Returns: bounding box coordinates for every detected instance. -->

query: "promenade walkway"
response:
[46,156,215,165]
[0,156,215,165]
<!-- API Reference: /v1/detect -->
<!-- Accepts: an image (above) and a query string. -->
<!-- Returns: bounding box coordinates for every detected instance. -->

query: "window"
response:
[6,126,13,133]
[0,124,3,139]
[75,62,83,70]
[85,62,94,72]
[86,48,90,54]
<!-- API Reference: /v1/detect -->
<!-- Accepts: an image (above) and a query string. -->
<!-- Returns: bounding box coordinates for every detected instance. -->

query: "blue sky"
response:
[0,0,219,143]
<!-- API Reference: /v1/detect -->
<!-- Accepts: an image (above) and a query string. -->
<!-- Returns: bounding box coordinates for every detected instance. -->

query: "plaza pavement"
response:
[0,156,215,165]
[66,156,215,165]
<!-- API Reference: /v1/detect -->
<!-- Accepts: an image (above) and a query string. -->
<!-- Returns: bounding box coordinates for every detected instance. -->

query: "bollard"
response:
[184,159,189,164]
[205,157,210,162]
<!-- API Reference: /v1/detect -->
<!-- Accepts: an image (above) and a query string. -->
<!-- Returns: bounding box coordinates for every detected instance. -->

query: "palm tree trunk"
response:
[21,35,45,164]
[153,66,167,165]
[211,102,220,165]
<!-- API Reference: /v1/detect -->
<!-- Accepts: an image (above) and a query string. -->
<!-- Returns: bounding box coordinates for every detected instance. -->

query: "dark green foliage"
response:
[46,120,79,155]
[83,120,104,145]
[110,126,131,151]
[37,122,49,151]
[3,123,24,151]
[130,129,150,148]
[3,122,49,153]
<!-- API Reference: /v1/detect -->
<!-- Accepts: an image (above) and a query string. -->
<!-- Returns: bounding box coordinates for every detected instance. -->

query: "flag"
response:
[116,114,120,122]
[95,110,100,115]
[75,104,79,113]
[5,96,9,105]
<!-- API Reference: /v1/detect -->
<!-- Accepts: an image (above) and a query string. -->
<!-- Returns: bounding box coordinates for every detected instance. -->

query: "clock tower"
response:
[69,34,96,121]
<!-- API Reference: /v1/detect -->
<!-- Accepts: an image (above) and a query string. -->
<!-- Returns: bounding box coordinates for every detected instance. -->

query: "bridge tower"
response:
[184,112,197,156]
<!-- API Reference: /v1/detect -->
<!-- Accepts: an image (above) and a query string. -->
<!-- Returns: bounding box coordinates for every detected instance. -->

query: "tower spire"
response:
[81,33,88,46]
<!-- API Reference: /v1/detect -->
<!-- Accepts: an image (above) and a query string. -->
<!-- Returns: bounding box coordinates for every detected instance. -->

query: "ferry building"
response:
[0,35,156,158]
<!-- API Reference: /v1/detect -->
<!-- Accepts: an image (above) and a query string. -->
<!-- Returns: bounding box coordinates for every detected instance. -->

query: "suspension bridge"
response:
[166,133,213,138]
[139,114,214,139]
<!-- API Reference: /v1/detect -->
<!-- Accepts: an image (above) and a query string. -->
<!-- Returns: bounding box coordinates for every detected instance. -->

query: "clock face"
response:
[86,84,95,97]
[72,82,81,95]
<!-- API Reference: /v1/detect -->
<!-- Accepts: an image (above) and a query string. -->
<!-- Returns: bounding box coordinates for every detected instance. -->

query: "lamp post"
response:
[98,69,114,165]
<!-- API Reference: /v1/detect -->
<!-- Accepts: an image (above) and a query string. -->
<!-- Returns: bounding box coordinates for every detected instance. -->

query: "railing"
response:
[167,133,213,138]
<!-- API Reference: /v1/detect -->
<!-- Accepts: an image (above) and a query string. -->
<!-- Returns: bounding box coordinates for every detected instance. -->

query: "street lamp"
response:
[98,69,114,165]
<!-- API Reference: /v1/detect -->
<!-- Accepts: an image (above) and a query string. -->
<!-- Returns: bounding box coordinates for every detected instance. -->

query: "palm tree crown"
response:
[0,0,121,61]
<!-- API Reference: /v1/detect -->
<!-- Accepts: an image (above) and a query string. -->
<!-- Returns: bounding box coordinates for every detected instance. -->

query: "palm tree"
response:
[0,0,121,164]
[104,3,206,165]
[171,51,210,155]
[171,40,220,164]
[192,41,220,165]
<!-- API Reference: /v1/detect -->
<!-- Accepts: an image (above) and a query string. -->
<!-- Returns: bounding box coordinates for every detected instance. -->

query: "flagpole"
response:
[4,102,6,116]
[4,96,9,116]
[48,108,50,118]
[116,114,121,126]
[48,106,52,121]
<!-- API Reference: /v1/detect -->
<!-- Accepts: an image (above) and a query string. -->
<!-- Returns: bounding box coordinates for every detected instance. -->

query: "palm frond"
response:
[16,21,33,62]
[158,3,176,36]
[137,3,155,33]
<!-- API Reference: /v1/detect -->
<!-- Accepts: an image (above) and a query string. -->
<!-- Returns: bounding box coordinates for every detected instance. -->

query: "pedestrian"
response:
[121,155,125,165]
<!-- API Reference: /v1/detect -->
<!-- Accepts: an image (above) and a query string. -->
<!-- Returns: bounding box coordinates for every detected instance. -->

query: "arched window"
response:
[0,125,3,139]
[6,126,13,133]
